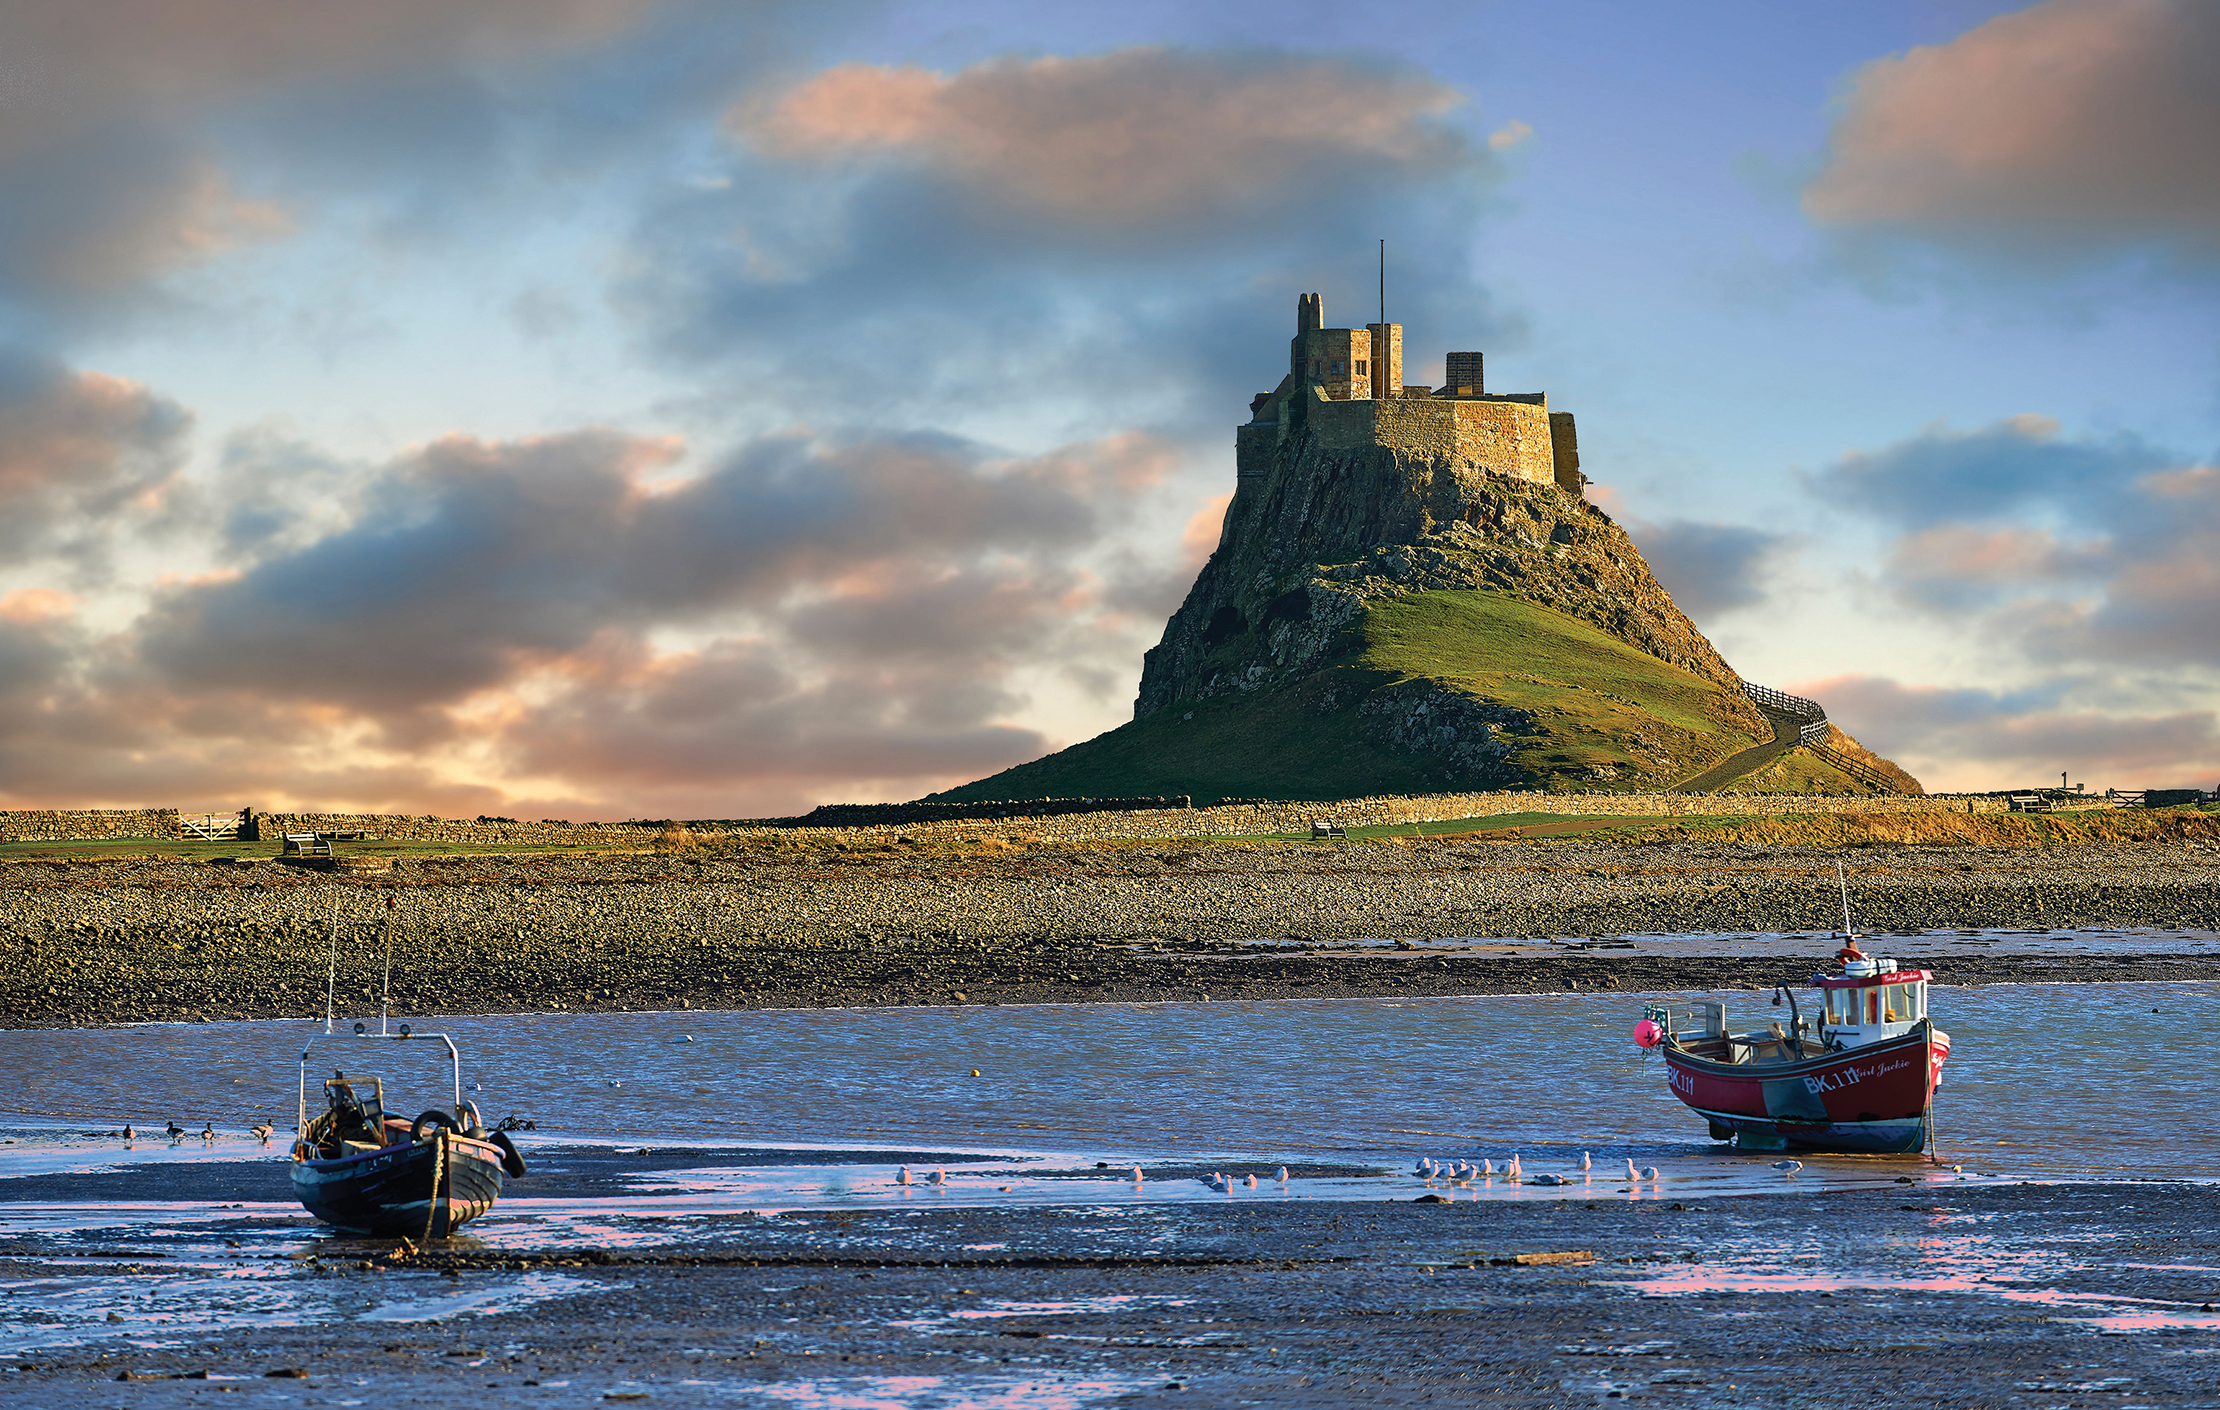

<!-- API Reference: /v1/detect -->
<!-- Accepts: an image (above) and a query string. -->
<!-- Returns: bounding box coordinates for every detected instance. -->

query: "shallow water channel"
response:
[2,977,2217,1367]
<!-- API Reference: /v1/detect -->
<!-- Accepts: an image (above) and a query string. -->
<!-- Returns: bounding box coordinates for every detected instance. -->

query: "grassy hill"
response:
[935,588,1769,803]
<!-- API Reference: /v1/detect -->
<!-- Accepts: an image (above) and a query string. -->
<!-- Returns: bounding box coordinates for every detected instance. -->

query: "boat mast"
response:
[322,892,345,1035]
[379,894,397,1036]
[1837,860,1853,936]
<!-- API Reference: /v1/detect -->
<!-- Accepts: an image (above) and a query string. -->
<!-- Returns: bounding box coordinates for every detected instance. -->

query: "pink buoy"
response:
[1633,1019,1664,1048]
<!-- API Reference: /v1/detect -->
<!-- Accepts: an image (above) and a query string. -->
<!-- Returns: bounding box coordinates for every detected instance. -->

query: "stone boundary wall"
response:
[0,809,180,842]
[791,796,1194,828]
[733,789,2064,848]
[3,790,2114,849]
[254,813,660,847]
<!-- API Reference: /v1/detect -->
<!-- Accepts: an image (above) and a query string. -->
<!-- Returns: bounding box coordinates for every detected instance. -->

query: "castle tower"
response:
[1365,322,1403,395]
[1245,295,1580,493]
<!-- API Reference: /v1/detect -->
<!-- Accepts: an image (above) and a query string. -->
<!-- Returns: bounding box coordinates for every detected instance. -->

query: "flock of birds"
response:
[891,1154,1815,1193]
[1400,1151,1660,1189]
[120,1121,274,1146]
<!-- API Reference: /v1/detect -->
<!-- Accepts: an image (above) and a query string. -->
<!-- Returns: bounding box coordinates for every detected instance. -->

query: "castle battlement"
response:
[1239,293,1582,494]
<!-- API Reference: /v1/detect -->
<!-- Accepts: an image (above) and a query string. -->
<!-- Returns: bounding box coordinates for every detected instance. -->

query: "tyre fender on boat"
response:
[490,1129,528,1178]
[410,1109,458,1143]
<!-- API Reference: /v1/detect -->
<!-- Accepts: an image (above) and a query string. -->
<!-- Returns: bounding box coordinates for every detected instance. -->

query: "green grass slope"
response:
[934,589,1766,803]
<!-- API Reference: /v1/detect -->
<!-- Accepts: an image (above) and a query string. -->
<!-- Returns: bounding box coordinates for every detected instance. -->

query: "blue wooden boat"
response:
[290,1031,525,1238]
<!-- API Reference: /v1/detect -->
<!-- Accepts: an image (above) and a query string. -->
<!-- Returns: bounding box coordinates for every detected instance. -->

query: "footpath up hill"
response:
[941,306,1916,804]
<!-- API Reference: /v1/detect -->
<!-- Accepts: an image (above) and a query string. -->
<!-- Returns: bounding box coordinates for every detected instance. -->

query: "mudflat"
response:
[4,839,2218,1026]
[6,1181,2217,1406]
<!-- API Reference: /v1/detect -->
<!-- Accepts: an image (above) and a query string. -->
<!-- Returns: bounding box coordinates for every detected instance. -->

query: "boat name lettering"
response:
[1803,1057,1912,1096]
[1667,1067,1696,1095]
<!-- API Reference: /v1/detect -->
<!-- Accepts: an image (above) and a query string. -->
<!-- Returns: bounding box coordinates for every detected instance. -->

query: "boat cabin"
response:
[1816,958,1932,1050]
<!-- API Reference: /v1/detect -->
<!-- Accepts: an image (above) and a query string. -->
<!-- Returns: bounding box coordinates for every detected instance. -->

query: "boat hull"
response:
[1662,1023,1948,1155]
[291,1131,506,1237]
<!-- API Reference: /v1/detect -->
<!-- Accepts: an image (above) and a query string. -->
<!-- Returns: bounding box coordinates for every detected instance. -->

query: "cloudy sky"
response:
[2,0,2214,818]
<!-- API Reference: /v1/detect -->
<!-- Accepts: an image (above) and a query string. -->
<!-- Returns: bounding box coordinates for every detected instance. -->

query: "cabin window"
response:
[1867,989,1880,1024]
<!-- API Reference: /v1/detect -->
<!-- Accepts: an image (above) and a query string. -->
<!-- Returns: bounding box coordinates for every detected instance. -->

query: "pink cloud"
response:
[1793,673,2219,792]
[0,360,189,558]
[1179,493,1234,572]
[731,48,1475,226]
[1804,0,2220,248]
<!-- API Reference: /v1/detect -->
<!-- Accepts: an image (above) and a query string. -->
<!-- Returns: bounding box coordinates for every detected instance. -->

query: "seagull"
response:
[1507,1153,1523,1181]
[1481,1158,1494,1178]
[1245,1174,1258,1188]
[1133,1166,1145,1183]
[1625,1158,1641,1183]
[1771,1160,1803,1177]
[1415,1157,1432,1177]
[928,1168,946,1186]
[1641,1166,1661,1183]
[251,1123,273,1144]
[122,1124,136,1141]
[1276,1167,1289,1184]
[898,1165,913,1185]
[1579,1152,1592,1176]
[199,1123,215,1142]
[165,1121,186,1141]
[606,1080,622,1088]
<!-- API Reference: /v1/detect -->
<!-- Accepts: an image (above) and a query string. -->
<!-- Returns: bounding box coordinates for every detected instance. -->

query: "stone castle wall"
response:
[1303,396,1559,487]
[0,809,181,842]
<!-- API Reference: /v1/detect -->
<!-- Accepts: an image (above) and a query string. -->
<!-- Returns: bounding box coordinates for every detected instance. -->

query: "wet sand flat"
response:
[5,1184,2217,1407]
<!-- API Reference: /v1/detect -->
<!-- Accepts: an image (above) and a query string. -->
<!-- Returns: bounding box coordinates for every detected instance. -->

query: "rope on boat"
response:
[424,1130,446,1244]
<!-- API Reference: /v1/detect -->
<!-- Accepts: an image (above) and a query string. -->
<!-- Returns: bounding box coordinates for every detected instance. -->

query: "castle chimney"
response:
[1296,293,1322,334]
[1445,352,1484,396]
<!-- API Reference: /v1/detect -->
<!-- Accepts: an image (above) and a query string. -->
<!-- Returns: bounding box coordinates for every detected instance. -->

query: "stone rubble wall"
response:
[0,809,181,842]
[712,788,2056,848]
[253,813,661,847]
[2,790,2103,850]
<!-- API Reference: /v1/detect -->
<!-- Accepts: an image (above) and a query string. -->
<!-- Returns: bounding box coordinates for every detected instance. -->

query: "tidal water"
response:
[3,974,2216,1363]
[5,977,2216,1184]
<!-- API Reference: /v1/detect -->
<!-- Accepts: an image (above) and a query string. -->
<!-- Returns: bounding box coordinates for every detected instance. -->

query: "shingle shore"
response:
[4,839,2217,1025]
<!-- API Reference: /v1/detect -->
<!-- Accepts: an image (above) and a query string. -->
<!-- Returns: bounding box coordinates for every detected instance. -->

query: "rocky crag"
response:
[943,298,1914,803]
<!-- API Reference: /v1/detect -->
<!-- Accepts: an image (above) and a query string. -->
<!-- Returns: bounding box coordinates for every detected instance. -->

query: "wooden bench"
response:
[1310,821,1347,841]
[281,832,332,857]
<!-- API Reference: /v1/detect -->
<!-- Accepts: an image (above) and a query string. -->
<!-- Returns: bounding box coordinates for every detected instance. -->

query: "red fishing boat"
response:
[1636,924,1950,1155]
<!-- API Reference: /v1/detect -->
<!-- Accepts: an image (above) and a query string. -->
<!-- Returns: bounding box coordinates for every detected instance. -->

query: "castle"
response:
[1237,294,1583,494]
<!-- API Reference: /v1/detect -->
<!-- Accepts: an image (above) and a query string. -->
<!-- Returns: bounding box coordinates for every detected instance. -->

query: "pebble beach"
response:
[5,838,2217,1025]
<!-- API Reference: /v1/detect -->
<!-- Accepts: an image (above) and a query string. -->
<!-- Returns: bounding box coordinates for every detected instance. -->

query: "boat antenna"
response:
[1837,860,1853,936]
[379,894,397,1037]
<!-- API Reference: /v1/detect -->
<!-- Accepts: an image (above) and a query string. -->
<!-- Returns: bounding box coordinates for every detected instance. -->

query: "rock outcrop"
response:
[1137,436,1752,721]
[938,297,1917,803]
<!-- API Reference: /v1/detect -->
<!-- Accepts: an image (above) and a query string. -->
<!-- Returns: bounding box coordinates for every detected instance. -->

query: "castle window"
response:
[1332,360,1344,375]
[1356,360,1368,375]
